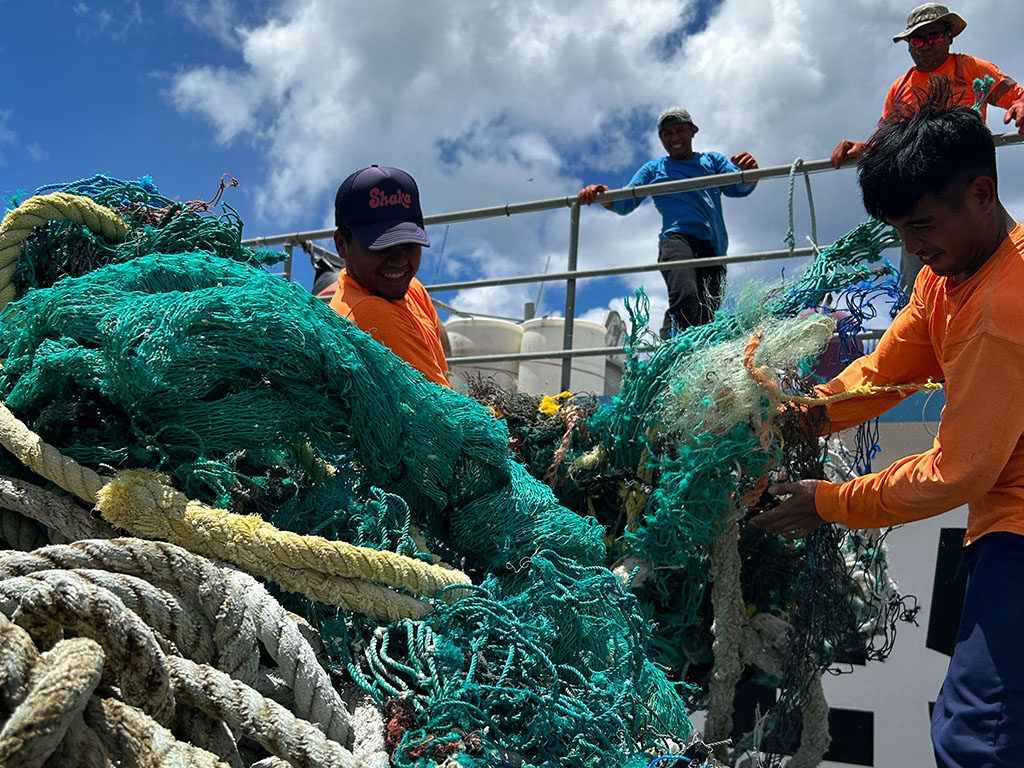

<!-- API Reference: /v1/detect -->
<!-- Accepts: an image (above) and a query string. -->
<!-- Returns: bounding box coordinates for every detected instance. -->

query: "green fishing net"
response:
[0,172,920,765]
[0,177,692,767]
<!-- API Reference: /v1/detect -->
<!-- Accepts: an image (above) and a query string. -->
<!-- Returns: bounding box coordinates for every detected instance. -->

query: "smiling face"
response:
[659,121,697,160]
[906,20,952,73]
[335,230,422,300]
[887,175,997,282]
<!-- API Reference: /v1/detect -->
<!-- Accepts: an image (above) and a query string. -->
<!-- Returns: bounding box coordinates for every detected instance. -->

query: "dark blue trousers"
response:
[931,532,1024,767]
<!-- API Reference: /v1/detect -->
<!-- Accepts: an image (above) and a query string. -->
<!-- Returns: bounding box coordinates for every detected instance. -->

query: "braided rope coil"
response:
[0,538,393,767]
[0,192,129,311]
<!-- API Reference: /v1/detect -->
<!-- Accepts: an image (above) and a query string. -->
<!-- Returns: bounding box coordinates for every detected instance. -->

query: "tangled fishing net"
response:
[0,176,694,767]
[466,217,921,765]
[0,172,925,766]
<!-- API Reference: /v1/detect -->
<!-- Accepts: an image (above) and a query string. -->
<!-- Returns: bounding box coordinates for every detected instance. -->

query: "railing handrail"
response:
[425,245,827,292]
[249,134,1023,387]
[448,328,886,365]
[242,131,1024,250]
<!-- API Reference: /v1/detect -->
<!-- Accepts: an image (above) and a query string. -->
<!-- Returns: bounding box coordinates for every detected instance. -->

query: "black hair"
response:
[857,78,997,222]
[336,224,353,243]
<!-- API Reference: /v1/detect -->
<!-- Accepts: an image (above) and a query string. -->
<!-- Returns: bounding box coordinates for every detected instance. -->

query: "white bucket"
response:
[518,318,607,396]
[446,318,524,392]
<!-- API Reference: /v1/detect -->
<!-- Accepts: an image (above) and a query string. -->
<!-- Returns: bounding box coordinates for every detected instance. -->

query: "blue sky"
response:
[3,0,1023,327]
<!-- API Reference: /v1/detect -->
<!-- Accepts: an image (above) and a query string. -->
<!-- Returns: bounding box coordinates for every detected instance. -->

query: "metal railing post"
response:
[283,245,294,282]
[561,201,581,390]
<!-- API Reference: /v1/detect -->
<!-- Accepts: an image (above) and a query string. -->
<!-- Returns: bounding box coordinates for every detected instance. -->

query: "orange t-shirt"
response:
[883,53,1024,122]
[814,222,1024,546]
[329,270,450,388]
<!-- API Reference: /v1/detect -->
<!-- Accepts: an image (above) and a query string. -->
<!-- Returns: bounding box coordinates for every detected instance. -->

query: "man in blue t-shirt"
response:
[579,107,758,338]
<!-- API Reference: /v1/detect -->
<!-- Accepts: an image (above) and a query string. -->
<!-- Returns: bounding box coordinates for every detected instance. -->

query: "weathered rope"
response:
[0,402,106,505]
[0,507,50,552]
[0,475,118,543]
[0,570,177,725]
[0,397,469,621]
[0,539,386,767]
[83,694,230,767]
[737,611,831,764]
[787,674,831,768]
[0,192,129,310]
[98,469,469,606]
[0,538,351,745]
[350,695,389,768]
[0,633,103,768]
[169,655,355,768]
[704,519,745,753]
[783,158,818,256]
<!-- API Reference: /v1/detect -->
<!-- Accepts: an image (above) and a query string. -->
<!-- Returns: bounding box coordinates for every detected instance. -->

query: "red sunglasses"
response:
[909,29,947,47]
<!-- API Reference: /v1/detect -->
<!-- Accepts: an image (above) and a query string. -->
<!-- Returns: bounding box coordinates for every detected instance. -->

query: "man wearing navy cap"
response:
[329,165,450,387]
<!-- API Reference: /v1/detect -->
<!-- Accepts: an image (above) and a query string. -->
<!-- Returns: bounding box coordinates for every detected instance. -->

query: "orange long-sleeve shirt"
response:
[330,270,450,388]
[814,222,1024,546]
[883,53,1024,123]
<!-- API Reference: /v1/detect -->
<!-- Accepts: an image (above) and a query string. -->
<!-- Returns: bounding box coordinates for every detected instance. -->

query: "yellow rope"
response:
[97,469,471,602]
[0,192,129,310]
[0,399,469,619]
[0,401,105,505]
[783,380,943,406]
[257,564,432,622]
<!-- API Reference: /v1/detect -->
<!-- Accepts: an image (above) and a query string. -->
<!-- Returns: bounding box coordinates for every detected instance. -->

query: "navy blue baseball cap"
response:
[334,165,431,250]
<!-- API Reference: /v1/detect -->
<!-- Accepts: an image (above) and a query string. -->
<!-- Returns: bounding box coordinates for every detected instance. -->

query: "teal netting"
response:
[473,216,914,760]
[0,177,691,767]
[1,174,922,766]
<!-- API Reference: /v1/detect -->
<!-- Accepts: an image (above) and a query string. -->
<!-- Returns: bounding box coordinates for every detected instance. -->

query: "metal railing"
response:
[242,133,1024,389]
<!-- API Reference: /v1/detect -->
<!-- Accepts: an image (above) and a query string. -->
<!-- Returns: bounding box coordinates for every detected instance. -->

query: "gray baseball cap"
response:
[657,107,699,134]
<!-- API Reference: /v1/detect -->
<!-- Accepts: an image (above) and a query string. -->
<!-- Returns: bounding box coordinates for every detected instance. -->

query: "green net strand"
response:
[349,551,694,768]
[973,74,996,111]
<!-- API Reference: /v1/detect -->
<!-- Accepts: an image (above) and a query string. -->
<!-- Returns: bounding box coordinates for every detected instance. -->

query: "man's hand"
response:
[830,140,867,169]
[577,184,610,205]
[731,152,759,172]
[749,480,825,539]
[1004,98,1024,134]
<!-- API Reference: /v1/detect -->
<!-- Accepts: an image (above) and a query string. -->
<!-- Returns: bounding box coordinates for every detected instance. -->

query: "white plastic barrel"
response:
[446,318,524,392]
[518,318,606,396]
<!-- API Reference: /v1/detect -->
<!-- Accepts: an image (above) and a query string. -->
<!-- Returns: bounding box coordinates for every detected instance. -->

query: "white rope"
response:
[0,475,117,543]
[0,538,379,766]
[704,519,745,750]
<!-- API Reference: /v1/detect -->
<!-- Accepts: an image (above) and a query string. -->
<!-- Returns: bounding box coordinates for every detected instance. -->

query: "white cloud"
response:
[25,142,48,162]
[0,109,15,165]
[180,0,243,48]
[167,0,1024,322]
[170,66,263,143]
[76,0,143,39]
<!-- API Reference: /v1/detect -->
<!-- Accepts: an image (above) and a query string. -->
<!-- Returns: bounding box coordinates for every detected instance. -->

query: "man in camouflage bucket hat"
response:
[831,3,1024,290]
[833,4,1024,168]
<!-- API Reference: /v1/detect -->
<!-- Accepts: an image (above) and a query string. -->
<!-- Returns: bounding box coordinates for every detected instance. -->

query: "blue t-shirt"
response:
[606,153,755,255]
